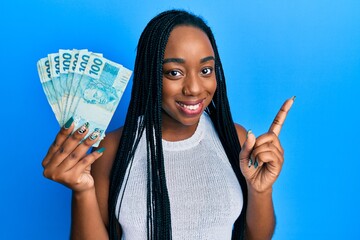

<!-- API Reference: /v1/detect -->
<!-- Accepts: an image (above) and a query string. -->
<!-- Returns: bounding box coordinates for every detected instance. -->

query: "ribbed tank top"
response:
[116,113,243,239]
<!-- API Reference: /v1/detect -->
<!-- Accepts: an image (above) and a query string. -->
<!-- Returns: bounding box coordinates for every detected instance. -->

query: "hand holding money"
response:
[37,49,132,146]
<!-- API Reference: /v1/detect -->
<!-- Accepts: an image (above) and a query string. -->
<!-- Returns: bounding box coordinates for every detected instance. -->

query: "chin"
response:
[162,109,203,128]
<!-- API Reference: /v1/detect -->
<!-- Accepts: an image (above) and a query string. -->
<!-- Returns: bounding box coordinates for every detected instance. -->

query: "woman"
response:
[42,9,294,240]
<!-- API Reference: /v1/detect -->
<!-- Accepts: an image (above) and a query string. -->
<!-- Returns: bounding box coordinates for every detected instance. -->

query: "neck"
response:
[161,112,199,142]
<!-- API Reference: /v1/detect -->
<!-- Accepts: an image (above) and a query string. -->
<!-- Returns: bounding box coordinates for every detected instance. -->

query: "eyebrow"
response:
[162,56,215,64]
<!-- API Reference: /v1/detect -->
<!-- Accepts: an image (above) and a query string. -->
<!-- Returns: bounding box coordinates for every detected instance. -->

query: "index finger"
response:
[269,96,295,136]
[42,117,75,167]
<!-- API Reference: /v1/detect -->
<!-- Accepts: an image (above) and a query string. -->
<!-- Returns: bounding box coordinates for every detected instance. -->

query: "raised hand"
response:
[239,97,295,192]
[42,117,105,193]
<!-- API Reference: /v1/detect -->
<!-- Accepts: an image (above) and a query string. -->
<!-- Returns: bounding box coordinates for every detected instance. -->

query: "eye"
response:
[164,69,183,79]
[169,70,181,77]
[201,67,213,76]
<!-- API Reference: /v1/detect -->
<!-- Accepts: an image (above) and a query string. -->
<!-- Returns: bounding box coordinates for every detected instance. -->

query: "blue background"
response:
[1,0,359,239]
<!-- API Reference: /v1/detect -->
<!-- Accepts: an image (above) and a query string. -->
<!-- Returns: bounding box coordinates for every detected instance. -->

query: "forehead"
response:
[164,25,214,57]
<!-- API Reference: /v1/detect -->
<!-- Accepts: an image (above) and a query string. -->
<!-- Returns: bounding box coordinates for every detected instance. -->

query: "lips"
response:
[176,99,205,116]
[177,102,201,110]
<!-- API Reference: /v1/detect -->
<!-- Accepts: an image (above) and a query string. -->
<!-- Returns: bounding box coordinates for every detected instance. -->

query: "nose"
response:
[182,72,202,96]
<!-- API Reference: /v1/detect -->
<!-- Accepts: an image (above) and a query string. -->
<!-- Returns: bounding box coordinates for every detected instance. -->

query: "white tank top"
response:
[116,113,243,239]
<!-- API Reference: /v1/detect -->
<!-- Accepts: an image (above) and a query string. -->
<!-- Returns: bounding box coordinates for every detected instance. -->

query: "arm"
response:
[235,97,294,239]
[235,124,275,240]
[71,128,123,240]
[71,188,108,240]
[246,184,275,239]
[41,118,122,240]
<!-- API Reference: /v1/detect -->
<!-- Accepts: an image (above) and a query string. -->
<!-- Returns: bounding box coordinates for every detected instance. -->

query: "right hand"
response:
[42,118,105,193]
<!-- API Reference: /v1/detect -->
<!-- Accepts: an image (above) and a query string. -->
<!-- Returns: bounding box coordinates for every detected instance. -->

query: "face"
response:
[162,25,217,130]
[84,88,107,104]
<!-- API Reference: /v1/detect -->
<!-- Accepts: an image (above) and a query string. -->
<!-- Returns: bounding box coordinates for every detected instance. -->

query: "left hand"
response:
[239,97,294,193]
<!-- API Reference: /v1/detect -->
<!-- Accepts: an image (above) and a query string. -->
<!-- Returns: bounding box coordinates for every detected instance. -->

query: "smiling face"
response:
[161,25,217,138]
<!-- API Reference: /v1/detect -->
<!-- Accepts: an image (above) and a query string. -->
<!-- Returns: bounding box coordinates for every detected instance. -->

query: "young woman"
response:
[42,10,294,240]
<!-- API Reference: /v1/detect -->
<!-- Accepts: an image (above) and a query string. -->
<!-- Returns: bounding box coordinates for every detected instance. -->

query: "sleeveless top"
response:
[116,113,243,239]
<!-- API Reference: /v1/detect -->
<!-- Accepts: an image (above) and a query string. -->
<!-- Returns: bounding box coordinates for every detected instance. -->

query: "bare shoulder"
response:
[234,123,247,147]
[91,127,123,227]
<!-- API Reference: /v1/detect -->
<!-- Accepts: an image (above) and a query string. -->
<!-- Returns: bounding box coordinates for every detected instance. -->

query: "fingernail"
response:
[63,117,74,129]
[77,122,89,134]
[291,96,296,101]
[254,159,259,169]
[96,147,106,153]
[248,158,252,168]
[89,128,102,140]
[246,130,252,139]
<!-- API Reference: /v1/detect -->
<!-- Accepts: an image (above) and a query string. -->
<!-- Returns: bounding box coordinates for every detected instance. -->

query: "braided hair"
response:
[108,9,248,240]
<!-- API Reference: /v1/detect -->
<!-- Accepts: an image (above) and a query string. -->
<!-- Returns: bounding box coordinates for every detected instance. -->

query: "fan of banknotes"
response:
[37,49,132,146]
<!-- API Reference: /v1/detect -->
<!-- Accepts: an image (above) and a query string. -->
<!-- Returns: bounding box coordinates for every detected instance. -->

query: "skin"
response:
[161,26,217,141]
[42,25,294,240]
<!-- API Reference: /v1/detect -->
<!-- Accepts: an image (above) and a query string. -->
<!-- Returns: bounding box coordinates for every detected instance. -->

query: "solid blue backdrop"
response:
[1,0,359,239]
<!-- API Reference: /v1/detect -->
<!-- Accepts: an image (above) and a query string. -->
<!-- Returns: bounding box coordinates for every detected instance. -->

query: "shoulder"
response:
[234,123,247,147]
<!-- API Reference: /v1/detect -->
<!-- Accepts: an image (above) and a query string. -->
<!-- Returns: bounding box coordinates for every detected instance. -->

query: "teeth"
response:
[179,102,200,110]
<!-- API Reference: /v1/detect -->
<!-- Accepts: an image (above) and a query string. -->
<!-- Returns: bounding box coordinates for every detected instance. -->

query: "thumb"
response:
[239,130,256,167]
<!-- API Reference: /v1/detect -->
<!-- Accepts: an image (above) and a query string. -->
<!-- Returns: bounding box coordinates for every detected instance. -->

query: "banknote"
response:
[66,51,104,122]
[37,57,62,124]
[59,49,72,122]
[72,54,132,146]
[37,49,132,146]
[64,49,82,122]
[48,53,65,124]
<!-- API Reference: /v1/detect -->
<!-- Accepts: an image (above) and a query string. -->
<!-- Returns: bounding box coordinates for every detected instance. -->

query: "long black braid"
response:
[108,9,247,240]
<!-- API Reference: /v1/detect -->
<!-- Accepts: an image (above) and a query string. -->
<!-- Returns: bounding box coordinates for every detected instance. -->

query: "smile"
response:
[176,99,205,116]
[177,102,201,110]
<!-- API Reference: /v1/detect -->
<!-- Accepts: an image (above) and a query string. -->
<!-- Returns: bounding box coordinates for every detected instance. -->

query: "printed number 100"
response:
[89,58,103,76]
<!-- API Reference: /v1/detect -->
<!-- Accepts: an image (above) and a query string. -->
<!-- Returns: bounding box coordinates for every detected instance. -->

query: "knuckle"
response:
[51,174,60,182]
[82,140,93,148]
[57,146,70,156]
[83,154,97,165]
[69,152,78,160]
[71,132,83,141]
[52,139,60,148]
[279,108,287,113]
[273,118,283,127]
[58,146,65,154]
[280,147,285,155]
[43,169,58,181]
[41,159,48,168]
[81,157,91,165]
[42,169,50,178]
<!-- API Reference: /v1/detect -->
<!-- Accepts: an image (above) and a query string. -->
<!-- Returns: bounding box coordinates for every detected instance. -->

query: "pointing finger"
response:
[269,96,295,136]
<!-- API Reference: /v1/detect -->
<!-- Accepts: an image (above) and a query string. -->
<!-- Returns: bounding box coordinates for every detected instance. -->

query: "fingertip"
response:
[246,129,252,139]
[244,130,256,149]
[63,116,74,130]
[88,129,103,141]
[246,130,256,141]
[96,147,106,154]
[288,95,296,107]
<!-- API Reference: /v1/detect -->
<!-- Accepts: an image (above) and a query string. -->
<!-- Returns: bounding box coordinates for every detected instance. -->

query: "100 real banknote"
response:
[37,49,132,146]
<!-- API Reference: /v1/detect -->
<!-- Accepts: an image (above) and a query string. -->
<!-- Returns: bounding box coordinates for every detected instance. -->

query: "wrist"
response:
[72,187,96,200]
[247,184,273,197]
